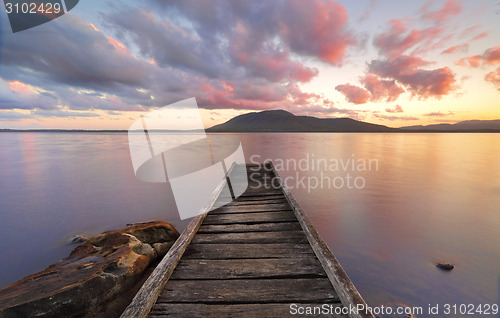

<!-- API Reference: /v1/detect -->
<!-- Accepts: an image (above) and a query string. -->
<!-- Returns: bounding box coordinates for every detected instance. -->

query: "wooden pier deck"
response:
[121,163,373,318]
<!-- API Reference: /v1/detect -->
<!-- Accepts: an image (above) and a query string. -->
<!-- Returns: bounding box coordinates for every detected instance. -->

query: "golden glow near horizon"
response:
[0,0,499,129]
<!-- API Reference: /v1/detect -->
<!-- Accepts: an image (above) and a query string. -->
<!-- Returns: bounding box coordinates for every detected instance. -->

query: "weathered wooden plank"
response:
[226,198,288,206]
[149,303,347,318]
[218,194,285,202]
[120,163,236,318]
[182,243,315,260]
[191,231,308,244]
[241,188,283,195]
[229,169,269,176]
[227,176,269,184]
[170,258,326,279]
[125,163,368,318]
[217,193,284,203]
[233,191,284,198]
[245,168,273,174]
[156,278,341,304]
[239,188,283,196]
[198,222,302,233]
[267,162,374,318]
[204,211,296,225]
[211,203,292,214]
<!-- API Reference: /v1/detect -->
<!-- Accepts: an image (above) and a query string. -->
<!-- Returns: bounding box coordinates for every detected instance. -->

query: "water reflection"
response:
[0,132,499,316]
[237,133,500,313]
[0,132,188,288]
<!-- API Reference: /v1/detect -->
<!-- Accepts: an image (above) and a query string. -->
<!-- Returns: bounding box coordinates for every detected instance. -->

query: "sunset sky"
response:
[0,0,499,129]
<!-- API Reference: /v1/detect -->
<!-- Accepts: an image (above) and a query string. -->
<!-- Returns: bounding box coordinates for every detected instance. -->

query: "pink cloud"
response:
[373,113,418,121]
[361,74,405,102]
[89,23,99,32]
[485,67,500,91]
[335,55,455,104]
[2,2,359,117]
[374,19,420,58]
[421,0,463,24]
[369,55,458,99]
[106,36,132,56]
[99,1,359,113]
[335,83,371,104]
[370,55,432,75]
[423,111,455,117]
[89,22,132,56]
[228,33,318,83]
[2,79,57,110]
[471,31,489,41]
[282,0,355,66]
[374,19,446,58]
[385,105,404,113]
[479,47,500,65]
[441,43,469,54]
[8,81,38,95]
[457,47,500,67]
[460,24,481,38]
[375,2,472,59]
[198,80,335,113]
[287,85,325,105]
[456,55,481,67]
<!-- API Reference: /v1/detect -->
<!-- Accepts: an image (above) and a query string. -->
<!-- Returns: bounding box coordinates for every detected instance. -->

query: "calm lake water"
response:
[1,132,499,316]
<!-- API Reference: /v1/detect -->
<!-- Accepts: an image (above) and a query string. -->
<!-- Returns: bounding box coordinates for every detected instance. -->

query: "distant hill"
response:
[2,112,500,133]
[207,110,397,132]
[401,120,500,132]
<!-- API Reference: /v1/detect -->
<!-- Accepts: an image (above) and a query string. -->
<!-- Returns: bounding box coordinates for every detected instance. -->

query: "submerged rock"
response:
[0,221,179,318]
[69,234,89,244]
[436,262,455,270]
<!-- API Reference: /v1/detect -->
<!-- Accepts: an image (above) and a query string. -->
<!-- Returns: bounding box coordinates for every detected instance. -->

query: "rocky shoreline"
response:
[0,221,179,318]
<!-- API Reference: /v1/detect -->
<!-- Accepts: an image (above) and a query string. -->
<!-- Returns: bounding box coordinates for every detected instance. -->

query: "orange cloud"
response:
[485,68,500,91]
[89,23,99,32]
[385,105,404,113]
[373,113,418,121]
[106,36,132,56]
[87,23,132,56]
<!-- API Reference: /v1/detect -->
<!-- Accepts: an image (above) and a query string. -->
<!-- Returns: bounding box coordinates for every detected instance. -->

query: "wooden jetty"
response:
[121,163,374,318]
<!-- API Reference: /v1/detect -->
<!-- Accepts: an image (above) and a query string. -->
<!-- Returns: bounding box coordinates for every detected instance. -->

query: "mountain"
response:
[401,120,500,131]
[207,110,397,132]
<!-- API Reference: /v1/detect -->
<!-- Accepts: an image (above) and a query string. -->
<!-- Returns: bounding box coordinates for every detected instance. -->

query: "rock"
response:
[116,221,179,246]
[153,242,174,256]
[436,262,455,270]
[0,221,179,318]
[69,234,89,244]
